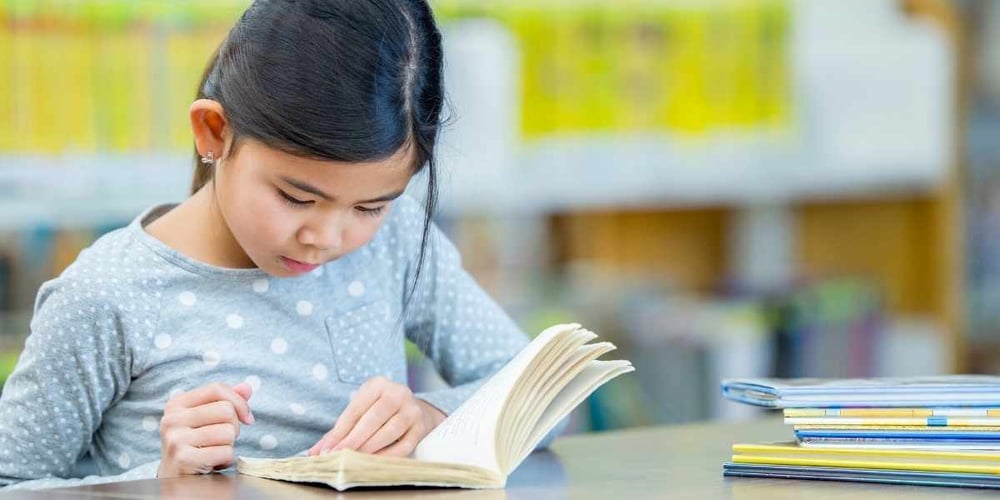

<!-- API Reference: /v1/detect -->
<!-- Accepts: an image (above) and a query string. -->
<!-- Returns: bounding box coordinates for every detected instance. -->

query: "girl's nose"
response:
[298,218,343,251]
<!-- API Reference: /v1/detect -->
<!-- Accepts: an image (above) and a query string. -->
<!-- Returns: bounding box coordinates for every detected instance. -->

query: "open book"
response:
[236,323,634,490]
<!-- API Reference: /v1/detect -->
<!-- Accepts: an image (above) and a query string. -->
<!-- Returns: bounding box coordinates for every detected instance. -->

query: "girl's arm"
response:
[398,204,567,448]
[0,279,158,490]
[1,464,160,491]
[402,222,528,412]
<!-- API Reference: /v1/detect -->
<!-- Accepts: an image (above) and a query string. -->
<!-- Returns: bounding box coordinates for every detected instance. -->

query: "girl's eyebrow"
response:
[279,176,404,204]
[280,176,334,201]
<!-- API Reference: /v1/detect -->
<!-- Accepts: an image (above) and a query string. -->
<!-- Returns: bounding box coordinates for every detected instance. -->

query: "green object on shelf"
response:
[0,350,20,387]
[404,339,424,362]
[524,308,577,340]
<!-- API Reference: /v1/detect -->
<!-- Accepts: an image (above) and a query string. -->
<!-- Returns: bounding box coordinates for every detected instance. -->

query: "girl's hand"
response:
[308,376,446,458]
[157,382,254,478]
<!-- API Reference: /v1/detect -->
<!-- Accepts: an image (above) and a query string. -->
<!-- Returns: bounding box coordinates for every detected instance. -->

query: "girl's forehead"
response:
[243,138,416,171]
[240,139,415,196]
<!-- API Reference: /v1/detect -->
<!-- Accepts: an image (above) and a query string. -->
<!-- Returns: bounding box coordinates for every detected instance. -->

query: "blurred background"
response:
[0,0,997,435]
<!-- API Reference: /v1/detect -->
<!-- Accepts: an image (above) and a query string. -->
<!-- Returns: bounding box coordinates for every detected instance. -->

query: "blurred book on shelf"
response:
[772,278,883,379]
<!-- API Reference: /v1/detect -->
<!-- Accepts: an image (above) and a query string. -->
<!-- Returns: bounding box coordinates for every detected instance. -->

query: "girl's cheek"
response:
[256,212,293,245]
[344,224,377,253]
[341,228,362,253]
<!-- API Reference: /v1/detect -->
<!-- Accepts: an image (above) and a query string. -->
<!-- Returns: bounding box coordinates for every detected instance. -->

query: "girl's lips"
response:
[280,256,319,273]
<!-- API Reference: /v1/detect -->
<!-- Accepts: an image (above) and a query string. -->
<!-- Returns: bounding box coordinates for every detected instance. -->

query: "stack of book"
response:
[721,376,1000,489]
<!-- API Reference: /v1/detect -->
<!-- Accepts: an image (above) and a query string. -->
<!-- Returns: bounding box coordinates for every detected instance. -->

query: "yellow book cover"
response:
[0,30,13,151]
[732,442,1000,474]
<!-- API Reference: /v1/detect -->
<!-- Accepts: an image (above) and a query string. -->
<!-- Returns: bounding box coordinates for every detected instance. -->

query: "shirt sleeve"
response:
[0,278,151,489]
[402,221,570,449]
[1,461,160,491]
[397,214,529,416]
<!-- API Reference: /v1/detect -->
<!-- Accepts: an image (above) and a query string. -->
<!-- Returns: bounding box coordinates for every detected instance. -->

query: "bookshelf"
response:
[0,155,190,230]
[544,0,967,381]
[1,1,953,221]
[0,0,972,424]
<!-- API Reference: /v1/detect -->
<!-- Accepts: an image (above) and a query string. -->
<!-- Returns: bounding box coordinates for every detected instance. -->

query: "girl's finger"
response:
[330,396,398,453]
[232,382,253,401]
[308,386,381,455]
[357,413,409,454]
[374,425,422,458]
[174,400,241,430]
[191,422,239,447]
[169,383,254,425]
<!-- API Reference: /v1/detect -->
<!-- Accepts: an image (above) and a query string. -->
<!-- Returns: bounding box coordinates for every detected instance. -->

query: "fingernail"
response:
[320,447,332,455]
[247,410,255,424]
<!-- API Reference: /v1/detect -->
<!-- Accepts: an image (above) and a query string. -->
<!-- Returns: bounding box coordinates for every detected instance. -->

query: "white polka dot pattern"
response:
[270,338,288,355]
[259,435,278,450]
[202,350,221,367]
[141,416,158,432]
[178,291,196,306]
[296,300,313,316]
[226,314,244,329]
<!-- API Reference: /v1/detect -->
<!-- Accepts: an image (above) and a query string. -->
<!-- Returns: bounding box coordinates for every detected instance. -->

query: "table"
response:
[4,418,999,499]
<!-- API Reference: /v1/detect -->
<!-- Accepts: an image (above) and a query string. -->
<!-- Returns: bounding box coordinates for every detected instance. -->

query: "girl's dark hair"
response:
[192,0,444,315]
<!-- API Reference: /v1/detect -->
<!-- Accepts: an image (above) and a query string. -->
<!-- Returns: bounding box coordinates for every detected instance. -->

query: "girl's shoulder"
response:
[30,221,168,352]
[36,211,179,316]
[59,219,164,282]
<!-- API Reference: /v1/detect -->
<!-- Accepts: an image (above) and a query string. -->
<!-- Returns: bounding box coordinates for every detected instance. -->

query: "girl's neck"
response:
[145,185,257,269]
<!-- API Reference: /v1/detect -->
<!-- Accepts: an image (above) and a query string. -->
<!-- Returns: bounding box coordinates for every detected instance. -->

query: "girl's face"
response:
[212,138,415,277]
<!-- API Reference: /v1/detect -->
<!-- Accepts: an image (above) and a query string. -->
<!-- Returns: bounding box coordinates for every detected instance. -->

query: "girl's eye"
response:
[278,189,312,208]
[356,205,386,217]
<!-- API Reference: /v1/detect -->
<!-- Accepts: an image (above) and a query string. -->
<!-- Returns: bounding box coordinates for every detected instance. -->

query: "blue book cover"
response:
[796,429,1000,439]
[722,376,1000,408]
[796,428,1000,449]
[724,462,1000,489]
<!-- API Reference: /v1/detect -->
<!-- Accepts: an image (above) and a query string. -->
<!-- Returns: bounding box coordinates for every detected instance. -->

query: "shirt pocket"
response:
[324,301,404,385]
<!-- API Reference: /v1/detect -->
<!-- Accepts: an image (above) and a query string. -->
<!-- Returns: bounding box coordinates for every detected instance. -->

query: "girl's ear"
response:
[190,99,230,159]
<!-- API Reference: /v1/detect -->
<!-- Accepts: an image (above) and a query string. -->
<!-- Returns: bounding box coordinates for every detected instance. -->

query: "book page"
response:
[505,359,634,473]
[503,341,614,462]
[500,329,598,444]
[412,323,580,473]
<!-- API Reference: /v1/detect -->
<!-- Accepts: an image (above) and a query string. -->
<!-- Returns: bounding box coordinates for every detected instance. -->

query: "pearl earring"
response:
[200,151,215,166]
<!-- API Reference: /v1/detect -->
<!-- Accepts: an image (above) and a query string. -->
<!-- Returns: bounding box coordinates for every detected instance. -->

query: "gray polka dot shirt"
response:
[0,195,541,490]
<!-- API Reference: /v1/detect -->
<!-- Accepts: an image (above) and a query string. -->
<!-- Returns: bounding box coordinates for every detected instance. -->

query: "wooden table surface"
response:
[4,418,999,499]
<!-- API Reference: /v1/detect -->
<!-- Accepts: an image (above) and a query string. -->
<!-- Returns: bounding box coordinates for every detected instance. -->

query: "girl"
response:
[0,0,556,489]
